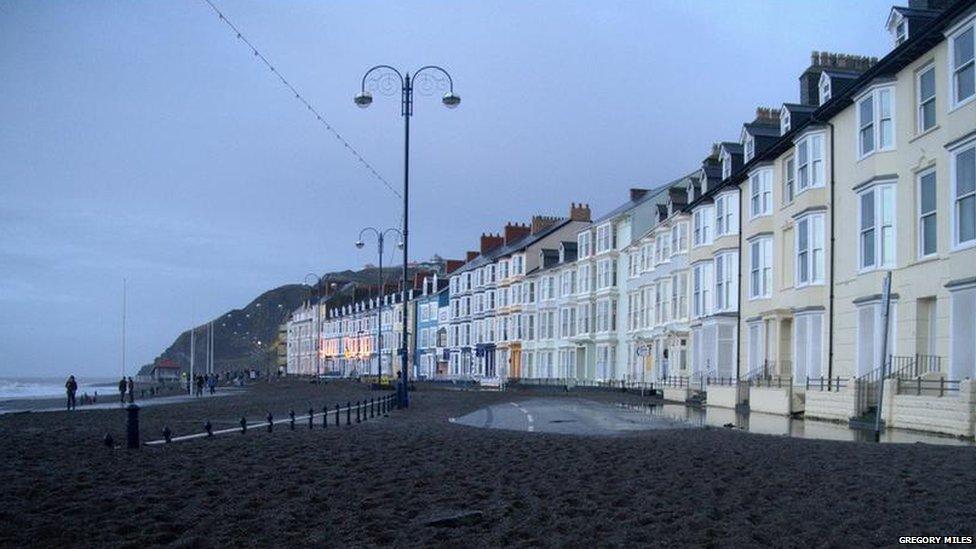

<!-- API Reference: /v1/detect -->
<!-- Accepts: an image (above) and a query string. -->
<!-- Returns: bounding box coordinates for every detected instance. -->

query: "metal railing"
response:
[804,376,849,391]
[659,376,689,388]
[895,377,959,397]
[747,375,794,388]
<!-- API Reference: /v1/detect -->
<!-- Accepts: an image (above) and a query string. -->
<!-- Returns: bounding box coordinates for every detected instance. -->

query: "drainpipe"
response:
[736,183,743,380]
[813,116,836,382]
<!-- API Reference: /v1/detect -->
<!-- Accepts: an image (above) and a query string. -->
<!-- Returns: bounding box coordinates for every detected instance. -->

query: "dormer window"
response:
[780,108,791,135]
[819,72,832,104]
[895,20,907,45]
[687,183,696,202]
[721,151,732,180]
[743,134,755,163]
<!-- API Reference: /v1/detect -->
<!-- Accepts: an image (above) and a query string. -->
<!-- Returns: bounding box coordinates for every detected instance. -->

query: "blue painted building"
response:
[413,274,449,379]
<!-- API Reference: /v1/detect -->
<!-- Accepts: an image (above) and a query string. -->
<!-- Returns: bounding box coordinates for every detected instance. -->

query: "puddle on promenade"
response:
[615,402,974,447]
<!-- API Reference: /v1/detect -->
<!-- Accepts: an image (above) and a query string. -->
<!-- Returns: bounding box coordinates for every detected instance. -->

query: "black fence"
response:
[895,377,960,397]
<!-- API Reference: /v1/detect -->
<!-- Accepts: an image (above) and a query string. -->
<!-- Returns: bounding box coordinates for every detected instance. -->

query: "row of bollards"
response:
[148,393,397,445]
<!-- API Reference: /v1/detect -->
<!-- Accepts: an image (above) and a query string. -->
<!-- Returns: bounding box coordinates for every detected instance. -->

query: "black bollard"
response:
[126,403,140,449]
[204,420,213,437]
[308,408,314,430]
[240,417,247,434]
[267,412,274,432]
[103,433,114,447]
[356,401,361,423]
[346,401,351,425]
[335,404,340,426]
[322,406,328,429]
[289,410,296,431]
[371,398,375,418]
[163,426,172,443]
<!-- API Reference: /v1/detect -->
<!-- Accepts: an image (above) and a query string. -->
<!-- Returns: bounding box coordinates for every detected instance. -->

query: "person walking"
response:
[208,375,216,395]
[65,375,78,411]
[127,377,135,403]
[195,375,204,397]
[118,377,127,404]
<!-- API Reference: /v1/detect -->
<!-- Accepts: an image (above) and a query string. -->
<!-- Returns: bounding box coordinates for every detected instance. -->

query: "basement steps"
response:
[849,405,886,431]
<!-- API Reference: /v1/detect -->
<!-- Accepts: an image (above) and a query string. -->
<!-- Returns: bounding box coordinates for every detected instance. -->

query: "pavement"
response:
[0,387,245,414]
[452,397,696,436]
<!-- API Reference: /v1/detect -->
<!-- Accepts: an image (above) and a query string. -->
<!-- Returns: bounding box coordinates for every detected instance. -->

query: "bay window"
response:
[749,169,772,218]
[951,141,975,248]
[749,236,772,299]
[795,213,825,286]
[714,251,738,312]
[859,182,896,270]
[950,23,974,108]
[857,86,895,158]
[693,206,713,246]
[692,262,713,318]
[715,193,737,236]
[795,133,824,192]
[596,224,613,253]
[784,156,795,204]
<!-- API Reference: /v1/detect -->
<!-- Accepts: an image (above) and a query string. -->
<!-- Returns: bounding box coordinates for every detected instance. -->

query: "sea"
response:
[0,376,118,400]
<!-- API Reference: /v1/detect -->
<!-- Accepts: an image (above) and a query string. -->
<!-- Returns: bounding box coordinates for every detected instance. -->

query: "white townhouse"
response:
[447,204,592,384]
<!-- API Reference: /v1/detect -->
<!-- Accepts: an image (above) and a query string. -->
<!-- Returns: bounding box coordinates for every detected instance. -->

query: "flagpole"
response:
[122,278,127,378]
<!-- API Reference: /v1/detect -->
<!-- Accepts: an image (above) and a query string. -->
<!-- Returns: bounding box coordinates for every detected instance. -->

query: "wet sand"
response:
[0,379,973,548]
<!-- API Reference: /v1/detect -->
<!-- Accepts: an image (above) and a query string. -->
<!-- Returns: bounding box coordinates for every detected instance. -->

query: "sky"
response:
[0,0,895,377]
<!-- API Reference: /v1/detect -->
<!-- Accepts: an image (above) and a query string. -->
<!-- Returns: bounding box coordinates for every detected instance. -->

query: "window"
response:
[715,193,737,236]
[596,224,612,253]
[749,237,772,299]
[859,183,896,270]
[819,73,831,104]
[596,259,615,289]
[918,168,938,258]
[917,64,936,133]
[714,251,737,312]
[895,17,908,45]
[780,108,791,135]
[749,169,772,218]
[784,156,795,204]
[577,302,591,333]
[673,272,688,320]
[693,207,713,246]
[949,285,976,380]
[857,87,895,158]
[744,134,755,162]
[951,142,976,248]
[950,24,974,107]
[795,213,825,286]
[692,262,713,318]
[671,222,687,254]
[721,150,732,179]
[795,133,824,192]
[794,312,824,380]
[577,232,591,258]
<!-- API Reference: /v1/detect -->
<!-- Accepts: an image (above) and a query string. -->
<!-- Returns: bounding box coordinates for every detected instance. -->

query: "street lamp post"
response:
[356,227,403,384]
[355,65,460,407]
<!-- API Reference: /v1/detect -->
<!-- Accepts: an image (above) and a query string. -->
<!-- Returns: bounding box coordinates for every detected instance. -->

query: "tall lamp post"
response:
[355,65,460,407]
[356,227,403,383]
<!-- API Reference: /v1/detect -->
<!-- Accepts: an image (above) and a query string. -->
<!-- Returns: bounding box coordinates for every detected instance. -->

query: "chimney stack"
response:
[504,222,531,244]
[531,215,560,234]
[569,202,591,222]
[465,250,479,262]
[629,188,650,202]
[754,107,780,125]
[446,259,464,273]
[480,233,504,254]
[799,51,876,106]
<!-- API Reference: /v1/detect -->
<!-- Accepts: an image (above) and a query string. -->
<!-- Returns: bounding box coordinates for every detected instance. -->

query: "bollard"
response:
[289,410,296,431]
[240,417,247,434]
[371,398,375,418]
[126,403,140,449]
[384,395,390,417]
[308,408,314,430]
[104,433,114,447]
[163,426,172,443]
[346,401,351,425]
[267,412,274,433]
[335,404,340,427]
[322,406,328,429]
[204,420,213,437]
[356,401,361,423]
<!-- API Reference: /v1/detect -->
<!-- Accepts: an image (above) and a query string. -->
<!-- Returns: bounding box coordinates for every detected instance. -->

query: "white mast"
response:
[189,325,195,389]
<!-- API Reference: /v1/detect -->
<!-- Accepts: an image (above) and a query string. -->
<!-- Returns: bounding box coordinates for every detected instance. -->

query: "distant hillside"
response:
[138,261,447,377]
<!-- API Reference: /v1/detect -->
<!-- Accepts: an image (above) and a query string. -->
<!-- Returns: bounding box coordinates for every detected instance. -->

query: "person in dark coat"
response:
[65,376,78,411]
[127,377,135,403]
[118,377,127,403]
[195,375,204,397]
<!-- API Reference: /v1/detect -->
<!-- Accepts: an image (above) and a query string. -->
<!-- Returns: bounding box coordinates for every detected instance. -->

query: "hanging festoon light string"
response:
[199,0,401,200]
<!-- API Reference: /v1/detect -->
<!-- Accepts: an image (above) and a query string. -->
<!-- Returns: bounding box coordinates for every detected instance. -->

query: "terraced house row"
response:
[289,0,976,438]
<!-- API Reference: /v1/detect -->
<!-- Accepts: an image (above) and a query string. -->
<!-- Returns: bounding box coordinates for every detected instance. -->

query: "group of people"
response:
[187,373,219,397]
[117,376,136,404]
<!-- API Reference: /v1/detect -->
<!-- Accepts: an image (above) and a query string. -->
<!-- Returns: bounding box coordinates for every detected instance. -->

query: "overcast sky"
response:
[0,0,894,377]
